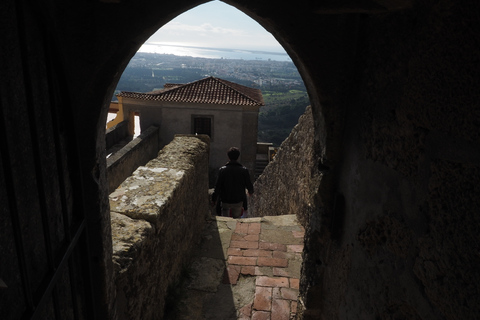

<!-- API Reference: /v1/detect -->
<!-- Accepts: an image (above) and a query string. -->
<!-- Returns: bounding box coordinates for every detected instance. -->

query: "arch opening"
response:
[102,1,318,319]
[105,0,313,183]
[3,0,477,318]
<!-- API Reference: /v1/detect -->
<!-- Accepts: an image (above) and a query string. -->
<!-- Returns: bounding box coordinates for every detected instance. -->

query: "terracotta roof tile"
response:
[118,76,264,107]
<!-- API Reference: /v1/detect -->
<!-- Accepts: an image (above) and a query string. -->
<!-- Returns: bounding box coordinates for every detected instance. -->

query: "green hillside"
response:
[258,90,310,146]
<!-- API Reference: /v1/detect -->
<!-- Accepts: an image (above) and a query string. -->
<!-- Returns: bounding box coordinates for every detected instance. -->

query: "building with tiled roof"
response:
[110,77,265,180]
[119,76,264,107]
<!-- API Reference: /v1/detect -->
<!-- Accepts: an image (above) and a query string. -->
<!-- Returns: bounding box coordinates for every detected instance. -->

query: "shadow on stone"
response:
[164,217,238,320]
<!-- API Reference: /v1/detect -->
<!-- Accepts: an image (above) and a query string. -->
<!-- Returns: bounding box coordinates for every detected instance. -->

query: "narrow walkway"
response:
[168,215,304,320]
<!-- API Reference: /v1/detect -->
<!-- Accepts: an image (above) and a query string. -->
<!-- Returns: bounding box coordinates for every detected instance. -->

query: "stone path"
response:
[167,214,304,320]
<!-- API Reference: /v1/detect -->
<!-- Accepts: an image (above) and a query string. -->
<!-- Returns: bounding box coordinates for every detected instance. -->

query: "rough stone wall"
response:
[301,2,480,319]
[249,106,321,227]
[109,135,210,320]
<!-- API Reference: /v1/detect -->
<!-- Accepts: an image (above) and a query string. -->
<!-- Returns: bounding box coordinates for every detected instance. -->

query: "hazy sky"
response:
[143,0,285,52]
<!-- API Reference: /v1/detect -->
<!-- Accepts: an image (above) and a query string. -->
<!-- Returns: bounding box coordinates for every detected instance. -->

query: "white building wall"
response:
[122,99,253,172]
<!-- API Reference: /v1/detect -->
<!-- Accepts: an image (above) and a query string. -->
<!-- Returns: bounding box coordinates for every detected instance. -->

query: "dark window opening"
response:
[193,116,213,138]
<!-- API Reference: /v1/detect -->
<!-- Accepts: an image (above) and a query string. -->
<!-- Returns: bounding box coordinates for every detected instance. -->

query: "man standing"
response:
[213,147,254,218]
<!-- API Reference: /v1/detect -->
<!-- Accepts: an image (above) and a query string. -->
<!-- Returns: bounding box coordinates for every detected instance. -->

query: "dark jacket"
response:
[214,161,254,204]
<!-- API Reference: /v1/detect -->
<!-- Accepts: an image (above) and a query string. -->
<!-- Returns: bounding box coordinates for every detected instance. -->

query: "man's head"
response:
[227,147,240,161]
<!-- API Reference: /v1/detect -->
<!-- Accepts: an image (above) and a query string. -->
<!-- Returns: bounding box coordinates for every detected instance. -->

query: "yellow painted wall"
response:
[106,97,135,135]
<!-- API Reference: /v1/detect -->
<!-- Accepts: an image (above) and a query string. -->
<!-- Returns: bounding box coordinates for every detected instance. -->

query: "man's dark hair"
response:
[227,147,240,161]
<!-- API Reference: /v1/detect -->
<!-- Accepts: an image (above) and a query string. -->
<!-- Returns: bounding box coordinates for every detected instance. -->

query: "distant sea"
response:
[138,42,291,61]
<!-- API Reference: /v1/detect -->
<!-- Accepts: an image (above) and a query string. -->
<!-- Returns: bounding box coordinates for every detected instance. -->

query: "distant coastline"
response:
[138,42,291,61]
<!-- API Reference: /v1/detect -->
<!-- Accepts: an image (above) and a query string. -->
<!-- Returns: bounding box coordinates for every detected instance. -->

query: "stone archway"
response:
[94,2,346,318]
[2,0,479,318]
[100,3,332,317]
[65,0,480,318]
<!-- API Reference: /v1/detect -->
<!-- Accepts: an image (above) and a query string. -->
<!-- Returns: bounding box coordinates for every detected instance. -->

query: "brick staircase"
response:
[168,215,304,320]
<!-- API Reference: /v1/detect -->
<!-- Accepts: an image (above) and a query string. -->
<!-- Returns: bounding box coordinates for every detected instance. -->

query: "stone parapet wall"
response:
[109,135,210,320]
[107,126,160,194]
[249,106,322,227]
[106,120,130,150]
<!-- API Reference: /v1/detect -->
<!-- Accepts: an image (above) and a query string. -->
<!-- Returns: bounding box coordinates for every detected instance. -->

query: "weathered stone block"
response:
[250,106,321,228]
[110,135,210,320]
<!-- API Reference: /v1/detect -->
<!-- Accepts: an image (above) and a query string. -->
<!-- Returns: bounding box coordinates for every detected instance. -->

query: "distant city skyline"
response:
[139,0,287,54]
